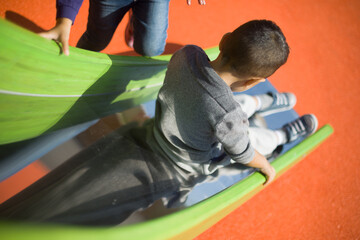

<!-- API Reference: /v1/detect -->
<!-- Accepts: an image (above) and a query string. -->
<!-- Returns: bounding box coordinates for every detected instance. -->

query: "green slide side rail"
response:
[0,18,219,144]
[0,124,334,240]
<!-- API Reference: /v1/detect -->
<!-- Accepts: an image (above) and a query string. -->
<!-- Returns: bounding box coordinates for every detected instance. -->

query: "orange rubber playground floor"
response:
[0,0,360,239]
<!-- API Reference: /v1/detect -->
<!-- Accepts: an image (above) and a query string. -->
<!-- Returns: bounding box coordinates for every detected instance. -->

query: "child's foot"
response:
[281,114,318,143]
[125,10,134,48]
[256,92,297,116]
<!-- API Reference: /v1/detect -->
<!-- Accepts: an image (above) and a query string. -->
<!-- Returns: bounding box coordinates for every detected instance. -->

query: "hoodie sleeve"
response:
[56,0,84,24]
[215,109,255,164]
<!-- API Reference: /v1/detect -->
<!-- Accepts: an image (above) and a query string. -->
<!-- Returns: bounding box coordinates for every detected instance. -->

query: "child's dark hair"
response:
[222,20,290,78]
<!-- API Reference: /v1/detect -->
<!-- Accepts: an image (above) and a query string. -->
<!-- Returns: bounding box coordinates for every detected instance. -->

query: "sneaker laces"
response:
[282,114,318,143]
[288,119,306,136]
[274,93,289,106]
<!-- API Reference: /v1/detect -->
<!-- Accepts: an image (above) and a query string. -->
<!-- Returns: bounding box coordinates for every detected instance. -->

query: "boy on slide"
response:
[0,20,318,225]
[147,19,317,189]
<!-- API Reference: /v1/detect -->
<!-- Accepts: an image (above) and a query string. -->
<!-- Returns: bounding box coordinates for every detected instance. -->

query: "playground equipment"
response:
[0,19,333,240]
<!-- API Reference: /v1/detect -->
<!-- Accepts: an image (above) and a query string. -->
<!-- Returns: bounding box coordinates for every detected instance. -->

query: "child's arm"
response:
[245,150,276,186]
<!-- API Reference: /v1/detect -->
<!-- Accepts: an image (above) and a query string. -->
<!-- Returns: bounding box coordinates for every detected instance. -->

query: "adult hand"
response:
[187,0,206,5]
[39,18,72,55]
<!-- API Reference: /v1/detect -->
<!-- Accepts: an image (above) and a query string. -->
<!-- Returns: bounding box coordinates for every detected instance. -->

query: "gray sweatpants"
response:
[0,126,180,226]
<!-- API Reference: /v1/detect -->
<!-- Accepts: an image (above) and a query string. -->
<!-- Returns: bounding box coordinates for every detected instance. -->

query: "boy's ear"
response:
[219,32,231,51]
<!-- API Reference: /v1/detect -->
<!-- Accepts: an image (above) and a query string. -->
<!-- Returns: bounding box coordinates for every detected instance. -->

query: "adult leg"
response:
[77,0,133,51]
[131,0,170,56]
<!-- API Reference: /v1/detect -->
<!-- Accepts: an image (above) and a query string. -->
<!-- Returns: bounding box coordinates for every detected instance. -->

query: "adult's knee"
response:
[77,31,112,52]
[134,40,166,57]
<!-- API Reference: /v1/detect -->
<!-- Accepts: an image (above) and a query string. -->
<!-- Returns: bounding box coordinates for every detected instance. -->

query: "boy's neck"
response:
[210,56,245,87]
[210,55,265,92]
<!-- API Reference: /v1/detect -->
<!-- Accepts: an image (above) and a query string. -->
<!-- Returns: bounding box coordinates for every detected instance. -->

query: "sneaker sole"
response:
[307,113,319,135]
[258,104,295,117]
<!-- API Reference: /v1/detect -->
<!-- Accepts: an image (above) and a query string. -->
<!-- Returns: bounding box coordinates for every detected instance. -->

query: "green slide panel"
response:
[0,18,219,144]
[0,125,334,240]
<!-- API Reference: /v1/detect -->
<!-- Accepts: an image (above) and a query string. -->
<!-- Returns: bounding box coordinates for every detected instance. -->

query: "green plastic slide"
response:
[0,18,219,144]
[0,125,333,240]
[0,18,334,239]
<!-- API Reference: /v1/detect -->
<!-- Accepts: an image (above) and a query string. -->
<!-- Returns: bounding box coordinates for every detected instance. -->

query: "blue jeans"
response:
[77,0,170,56]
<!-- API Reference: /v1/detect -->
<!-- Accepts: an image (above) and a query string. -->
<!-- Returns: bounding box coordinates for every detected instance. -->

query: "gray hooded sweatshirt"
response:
[149,45,255,183]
